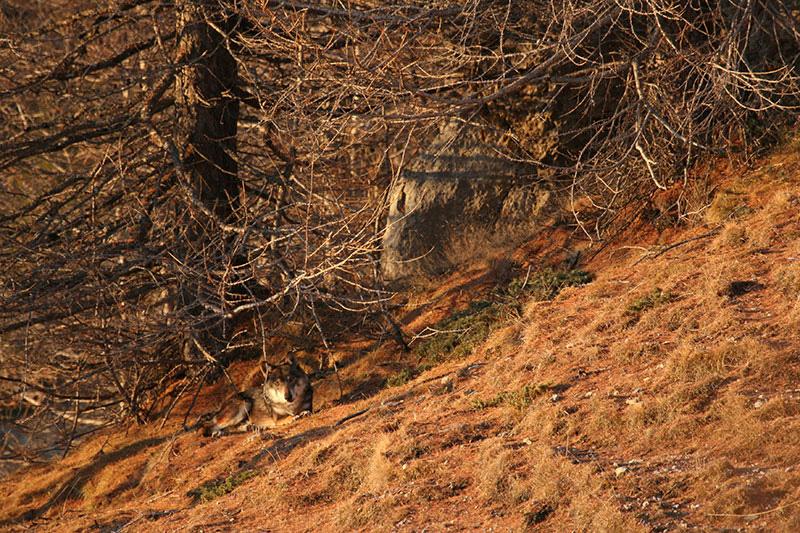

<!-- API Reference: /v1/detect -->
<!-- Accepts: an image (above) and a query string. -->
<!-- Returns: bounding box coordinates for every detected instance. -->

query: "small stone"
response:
[584,391,594,398]
[551,393,560,402]
[615,466,628,477]
[754,399,764,408]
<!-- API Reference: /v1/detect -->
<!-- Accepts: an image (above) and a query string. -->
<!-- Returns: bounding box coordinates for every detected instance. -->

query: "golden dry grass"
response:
[3,144,800,531]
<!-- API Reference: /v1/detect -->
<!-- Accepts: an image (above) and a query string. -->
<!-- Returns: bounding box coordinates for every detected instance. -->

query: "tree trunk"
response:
[175,0,242,359]
[176,0,240,221]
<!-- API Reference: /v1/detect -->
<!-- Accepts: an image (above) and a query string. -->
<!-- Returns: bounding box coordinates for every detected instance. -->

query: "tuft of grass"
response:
[412,268,592,371]
[386,368,414,388]
[705,188,753,224]
[505,268,593,302]
[476,443,517,503]
[188,469,258,503]
[670,340,752,381]
[414,300,501,368]
[328,461,364,495]
[625,287,674,315]
[336,493,407,530]
[775,263,800,298]
[471,383,551,412]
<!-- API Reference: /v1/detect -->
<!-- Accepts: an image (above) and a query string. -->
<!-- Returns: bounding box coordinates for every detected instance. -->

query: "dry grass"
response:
[476,441,645,531]
[668,340,753,381]
[4,147,800,531]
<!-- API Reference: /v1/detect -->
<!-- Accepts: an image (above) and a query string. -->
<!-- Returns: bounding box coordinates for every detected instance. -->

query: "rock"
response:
[457,362,483,378]
[381,119,552,281]
[615,466,628,477]
[437,375,454,393]
[719,280,765,298]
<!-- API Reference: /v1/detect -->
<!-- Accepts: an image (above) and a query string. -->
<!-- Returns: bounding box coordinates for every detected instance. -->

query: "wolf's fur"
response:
[201,354,313,437]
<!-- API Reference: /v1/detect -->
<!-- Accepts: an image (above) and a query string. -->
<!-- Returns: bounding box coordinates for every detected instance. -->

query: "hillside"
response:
[3,141,800,531]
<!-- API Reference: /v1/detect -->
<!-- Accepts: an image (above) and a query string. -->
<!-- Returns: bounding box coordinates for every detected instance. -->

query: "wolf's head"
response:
[261,353,310,405]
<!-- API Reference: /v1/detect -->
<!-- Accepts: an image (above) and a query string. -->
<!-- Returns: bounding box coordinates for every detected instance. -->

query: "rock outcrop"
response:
[381,120,552,281]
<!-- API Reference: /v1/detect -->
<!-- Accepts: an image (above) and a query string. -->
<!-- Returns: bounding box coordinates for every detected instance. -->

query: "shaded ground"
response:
[3,142,800,531]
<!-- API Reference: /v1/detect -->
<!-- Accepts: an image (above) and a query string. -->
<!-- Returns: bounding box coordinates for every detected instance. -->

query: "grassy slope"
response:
[3,142,800,531]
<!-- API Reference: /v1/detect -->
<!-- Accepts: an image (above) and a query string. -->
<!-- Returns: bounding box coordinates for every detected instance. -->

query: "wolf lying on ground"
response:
[201,354,313,437]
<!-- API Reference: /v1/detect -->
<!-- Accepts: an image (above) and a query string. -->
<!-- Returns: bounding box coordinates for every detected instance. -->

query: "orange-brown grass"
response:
[4,142,800,531]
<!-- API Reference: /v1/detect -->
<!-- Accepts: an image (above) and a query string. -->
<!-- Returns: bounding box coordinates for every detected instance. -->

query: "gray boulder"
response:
[381,120,552,281]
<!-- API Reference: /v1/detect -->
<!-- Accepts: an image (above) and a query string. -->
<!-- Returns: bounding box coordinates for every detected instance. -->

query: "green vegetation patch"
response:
[188,469,258,503]
[625,287,675,315]
[471,383,552,412]
[414,300,501,369]
[776,264,800,297]
[388,268,592,390]
[386,367,414,388]
[706,188,753,224]
[415,268,592,367]
[505,268,593,302]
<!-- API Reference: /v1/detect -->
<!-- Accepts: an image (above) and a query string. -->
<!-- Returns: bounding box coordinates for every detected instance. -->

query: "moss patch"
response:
[386,368,414,388]
[416,268,592,367]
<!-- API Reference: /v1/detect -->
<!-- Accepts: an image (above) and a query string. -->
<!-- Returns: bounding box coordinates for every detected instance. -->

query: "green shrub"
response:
[414,300,501,368]
[471,383,552,412]
[626,288,675,315]
[188,469,258,503]
[506,268,593,301]
[386,368,414,387]
[411,268,592,373]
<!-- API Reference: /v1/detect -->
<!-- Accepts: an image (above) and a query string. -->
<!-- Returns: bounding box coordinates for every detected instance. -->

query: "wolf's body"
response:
[202,355,313,437]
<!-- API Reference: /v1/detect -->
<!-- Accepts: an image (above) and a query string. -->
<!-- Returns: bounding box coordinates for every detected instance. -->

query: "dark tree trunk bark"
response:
[176,0,240,221]
[175,0,243,359]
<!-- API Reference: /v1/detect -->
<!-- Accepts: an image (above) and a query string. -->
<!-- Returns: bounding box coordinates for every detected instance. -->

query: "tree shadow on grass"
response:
[1,436,168,525]
[249,426,334,468]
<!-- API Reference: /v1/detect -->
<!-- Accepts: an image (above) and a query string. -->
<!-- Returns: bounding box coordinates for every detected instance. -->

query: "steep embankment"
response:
[4,143,800,531]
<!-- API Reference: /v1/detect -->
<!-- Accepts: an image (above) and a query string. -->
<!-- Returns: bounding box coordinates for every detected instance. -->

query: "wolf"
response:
[201,354,313,437]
